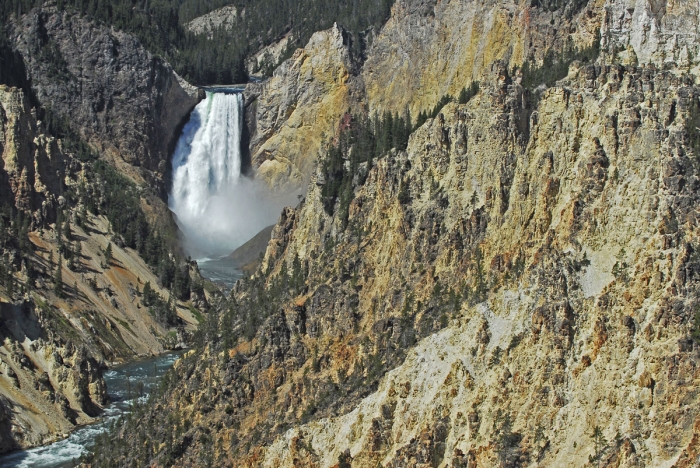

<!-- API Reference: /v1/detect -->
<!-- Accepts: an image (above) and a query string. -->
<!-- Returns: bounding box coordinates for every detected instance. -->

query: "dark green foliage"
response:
[62,216,72,241]
[519,36,600,92]
[142,281,156,306]
[415,94,453,129]
[590,425,608,467]
[37,39,72,81]
[1,0,395,86]
[104,242,112,265]
[87,160,190,297]
[414,83,480,130]
[428,94,452,119]
[458,81,480,105]
[692,308,700,344]
[530,0,590,17]
[338,450,353,468]
[142,281,178,326]
[321,111,412,220]
[42,108,96,162]
[54,258,63,297]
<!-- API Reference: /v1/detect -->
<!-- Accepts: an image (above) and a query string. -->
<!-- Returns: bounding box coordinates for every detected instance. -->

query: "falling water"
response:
[169,91,283,259]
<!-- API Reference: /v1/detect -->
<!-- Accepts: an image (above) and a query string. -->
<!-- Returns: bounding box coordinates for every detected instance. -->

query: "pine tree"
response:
[63,216,72,241]
[142,281,154,307]
[54,258,63,297]
[592,426,607,467]
[104,242,112,266]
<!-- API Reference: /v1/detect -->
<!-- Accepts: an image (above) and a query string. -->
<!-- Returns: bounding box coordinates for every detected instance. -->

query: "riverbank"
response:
[0,351,186,468]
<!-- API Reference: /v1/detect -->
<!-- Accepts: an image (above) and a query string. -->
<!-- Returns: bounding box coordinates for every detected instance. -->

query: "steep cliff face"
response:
[363,0,700,117]
[96,56,700,466]
[8,6,202,189]
[246,24,360,194]
[0,84,200,453]
[244,0,599,194]
[246,0,700,197]
[362,0,597,116]
[246,63,700,467]
[185,5,241,38]
[601,0,700,71]
[0,300,106,452]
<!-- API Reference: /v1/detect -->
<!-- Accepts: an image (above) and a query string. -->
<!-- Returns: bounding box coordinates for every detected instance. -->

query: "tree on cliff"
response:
[104,243,112,267]
[53,258,63,297]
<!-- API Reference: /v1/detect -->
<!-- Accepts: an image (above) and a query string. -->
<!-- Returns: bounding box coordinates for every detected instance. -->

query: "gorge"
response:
[2,0,700,467]
[169,89,291,285]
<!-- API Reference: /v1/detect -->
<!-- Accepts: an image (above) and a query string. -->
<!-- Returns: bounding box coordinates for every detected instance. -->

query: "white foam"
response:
[169,92,291,258]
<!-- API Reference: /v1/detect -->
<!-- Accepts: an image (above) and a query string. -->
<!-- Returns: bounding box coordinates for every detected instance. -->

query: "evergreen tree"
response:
[63,216,72,241]
[54,258,63,297]
[104,242,113,266]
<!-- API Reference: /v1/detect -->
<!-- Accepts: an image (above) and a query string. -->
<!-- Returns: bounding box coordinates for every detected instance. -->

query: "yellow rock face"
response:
[249,24,356,195]
[247,63,700,467]
[0,85,198,452]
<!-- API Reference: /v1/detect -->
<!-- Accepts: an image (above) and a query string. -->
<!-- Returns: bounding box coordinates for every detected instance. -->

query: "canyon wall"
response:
[101,35,700,468]
[251,62,700,467]
[247,0,700,196]
[9,7,202,190]
[0,7,211,452]
[57,0,700,466]
[0,65,200,454]
[245,23,360,195]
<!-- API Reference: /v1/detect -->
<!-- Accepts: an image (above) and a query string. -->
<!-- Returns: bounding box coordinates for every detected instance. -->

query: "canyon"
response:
[1,0,700,466]
[0,6,206,453]
[89,0,700,467]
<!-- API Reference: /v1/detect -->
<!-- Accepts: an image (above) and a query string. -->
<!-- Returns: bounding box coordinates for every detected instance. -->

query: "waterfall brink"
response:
[169,91,281,259]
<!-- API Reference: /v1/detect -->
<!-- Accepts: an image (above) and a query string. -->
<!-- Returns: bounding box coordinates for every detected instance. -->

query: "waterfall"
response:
[169,91,281,259]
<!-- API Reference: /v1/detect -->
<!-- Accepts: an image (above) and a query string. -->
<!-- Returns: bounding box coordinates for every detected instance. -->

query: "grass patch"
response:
[114,317,136,336]
[188,306,205,324]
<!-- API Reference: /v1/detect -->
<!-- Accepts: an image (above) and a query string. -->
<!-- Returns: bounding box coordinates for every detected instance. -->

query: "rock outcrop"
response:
[248,61,700,466]
[0,300,106,451]
[97,54,700,467]
[185,5,241,38]
[246,24,360,194]
[245,0,700,198]
[47,0,700,466]
[8,7,202,189]
[362,0,601,116]
[0,84,200,452]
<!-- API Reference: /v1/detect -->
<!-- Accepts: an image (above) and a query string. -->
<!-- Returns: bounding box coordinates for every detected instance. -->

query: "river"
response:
[0,351,185,468]
[197,256,245,291]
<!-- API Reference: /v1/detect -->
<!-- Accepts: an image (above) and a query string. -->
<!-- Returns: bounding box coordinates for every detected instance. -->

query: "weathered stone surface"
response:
[9,7,201,188]
[185,5,241,38]
[249,62,700,468]
[0,85,200,453]
[137,57,700,467]
[246,23,359,195]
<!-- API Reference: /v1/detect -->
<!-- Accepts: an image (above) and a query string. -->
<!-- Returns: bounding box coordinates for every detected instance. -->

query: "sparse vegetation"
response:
[691,308,700,344]
[1,0,395,85]
[590,425,607,467]
[321,111,412,222]
[516,35,600,101]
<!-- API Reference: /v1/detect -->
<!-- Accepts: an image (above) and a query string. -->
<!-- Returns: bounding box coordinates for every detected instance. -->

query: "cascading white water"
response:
[169,91,283,259]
